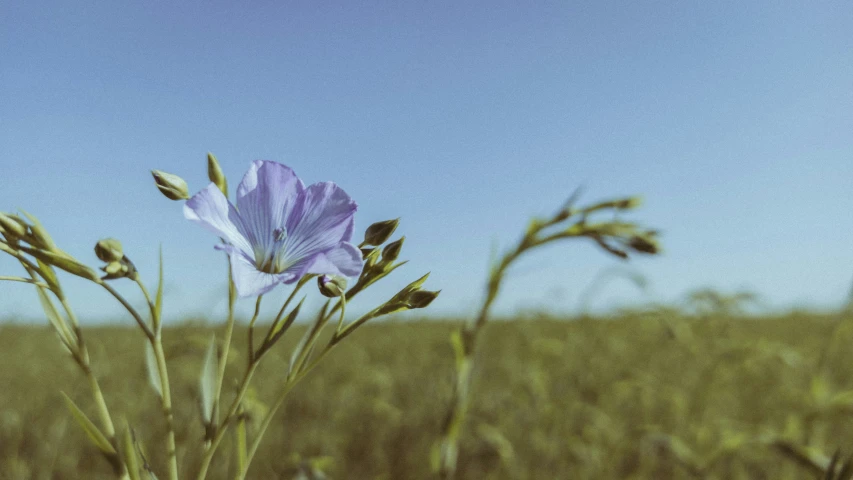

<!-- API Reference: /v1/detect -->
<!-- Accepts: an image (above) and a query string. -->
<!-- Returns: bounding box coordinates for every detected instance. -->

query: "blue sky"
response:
[1,1,851,324]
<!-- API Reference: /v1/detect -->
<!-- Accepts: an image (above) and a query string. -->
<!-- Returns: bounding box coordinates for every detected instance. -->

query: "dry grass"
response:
[2,312,852,479]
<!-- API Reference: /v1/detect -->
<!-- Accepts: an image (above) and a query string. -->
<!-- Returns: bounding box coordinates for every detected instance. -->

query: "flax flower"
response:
[185,161,363,297]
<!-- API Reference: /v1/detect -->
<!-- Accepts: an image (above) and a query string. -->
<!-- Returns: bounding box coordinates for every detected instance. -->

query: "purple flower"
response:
[184,160,363,297]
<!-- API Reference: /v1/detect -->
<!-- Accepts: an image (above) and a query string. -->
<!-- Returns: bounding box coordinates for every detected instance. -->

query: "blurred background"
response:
[2,0,851,323]
[2,1,853,479]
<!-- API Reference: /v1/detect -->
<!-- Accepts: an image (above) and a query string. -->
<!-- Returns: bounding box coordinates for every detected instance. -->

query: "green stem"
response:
[195,363,259,480]
[212,274,237,440]
[152,338,179,480]
[237,345,333,480]
[98,282,155,341]
[247,296,264,364]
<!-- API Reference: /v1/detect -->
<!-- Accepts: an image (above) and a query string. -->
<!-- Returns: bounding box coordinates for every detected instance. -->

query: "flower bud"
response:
[381,236,405,264]
[317,274,347,298]
[0,213,27,240]
[151,170,190,201]
[94,238,123,263]
[207,152,228,197]
[363,218,399,246]
[361,248,381,275]
[628,234,660,255]
[406,289,440,309]
[100,256,137,280]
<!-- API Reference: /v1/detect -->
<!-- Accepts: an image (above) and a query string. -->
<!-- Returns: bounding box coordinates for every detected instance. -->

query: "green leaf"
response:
[61,392,116,455]
[199,335,218,425]
[17,245,100,282]
[120,421,142,480]
[145,343,162,398]
[35,283,75,352]
[35,259,60,292]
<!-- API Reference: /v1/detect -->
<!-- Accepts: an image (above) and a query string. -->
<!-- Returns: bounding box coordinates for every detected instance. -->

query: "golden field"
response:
[2,312,852,479]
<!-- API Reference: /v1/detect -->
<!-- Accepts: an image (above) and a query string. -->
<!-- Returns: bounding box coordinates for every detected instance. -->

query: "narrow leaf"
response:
[35,284,75,351]
[199,335,218,425]
[154,246,164,322]
[145,343,163,398]
[61,392,116,455]
[120,422,142,480]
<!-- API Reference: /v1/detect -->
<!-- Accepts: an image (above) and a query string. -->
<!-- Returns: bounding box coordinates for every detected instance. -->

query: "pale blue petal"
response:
[236,161,305,264]
[284,182,357,263]
[305,242,364,278]
[228,248,296,297]
[184,184,253,257]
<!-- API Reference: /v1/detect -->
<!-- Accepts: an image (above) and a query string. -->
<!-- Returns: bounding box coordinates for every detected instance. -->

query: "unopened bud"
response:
[151,170,190,201]
[207,153,228,197]
[362,248,381,274]
[381,236,405,264]
[363,218,399,246]
[406,290,440,309]
[100,256,137,280]
[317,275,347,298]
[0,213,27,240]
[628,234,660,255]
[95,238,123,262]
[390,272,431,304]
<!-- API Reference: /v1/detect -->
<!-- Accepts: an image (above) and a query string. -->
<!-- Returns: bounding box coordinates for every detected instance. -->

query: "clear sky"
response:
[1,1,851,324]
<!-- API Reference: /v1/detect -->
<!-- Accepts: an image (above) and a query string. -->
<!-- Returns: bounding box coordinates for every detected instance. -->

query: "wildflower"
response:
[184,161,363,297]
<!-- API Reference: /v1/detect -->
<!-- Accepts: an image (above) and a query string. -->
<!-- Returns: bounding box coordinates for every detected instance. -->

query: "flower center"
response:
[257,227,288,274]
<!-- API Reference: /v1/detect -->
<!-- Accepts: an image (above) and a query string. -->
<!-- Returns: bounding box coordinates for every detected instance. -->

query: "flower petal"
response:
[305,242,364,278]
[227,247,295,297]
[284,182,357,262]
[236,161,305,264]
[184,184,253,256]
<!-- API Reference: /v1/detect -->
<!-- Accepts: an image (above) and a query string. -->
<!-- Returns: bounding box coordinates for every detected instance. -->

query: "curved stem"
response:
[134,277,158,331]
[98,281,154,341]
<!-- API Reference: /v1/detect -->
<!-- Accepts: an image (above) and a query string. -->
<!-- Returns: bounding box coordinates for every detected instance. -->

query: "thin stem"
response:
[195,363,259,480]
[247,295,264,364]
[211,274,237,444]
[134,277,158,331]
[98,281,155,341]
[0,275,49,288]
[237,346,333,480]
[152,338,179,480]
[56,296,117,441]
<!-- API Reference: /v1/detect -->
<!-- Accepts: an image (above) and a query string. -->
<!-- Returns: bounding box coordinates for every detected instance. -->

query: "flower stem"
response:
[195,363,258,480]
[211,273,237,443]
[247,295,264,365]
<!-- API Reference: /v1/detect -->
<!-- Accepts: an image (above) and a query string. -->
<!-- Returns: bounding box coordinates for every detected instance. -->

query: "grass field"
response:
[2,312,853,479]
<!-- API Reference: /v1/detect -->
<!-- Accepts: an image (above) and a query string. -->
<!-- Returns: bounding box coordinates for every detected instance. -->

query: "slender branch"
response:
[247,295,264,365]
[195,363,259,480]
[98,281,155,341]
[210,272,237,445]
